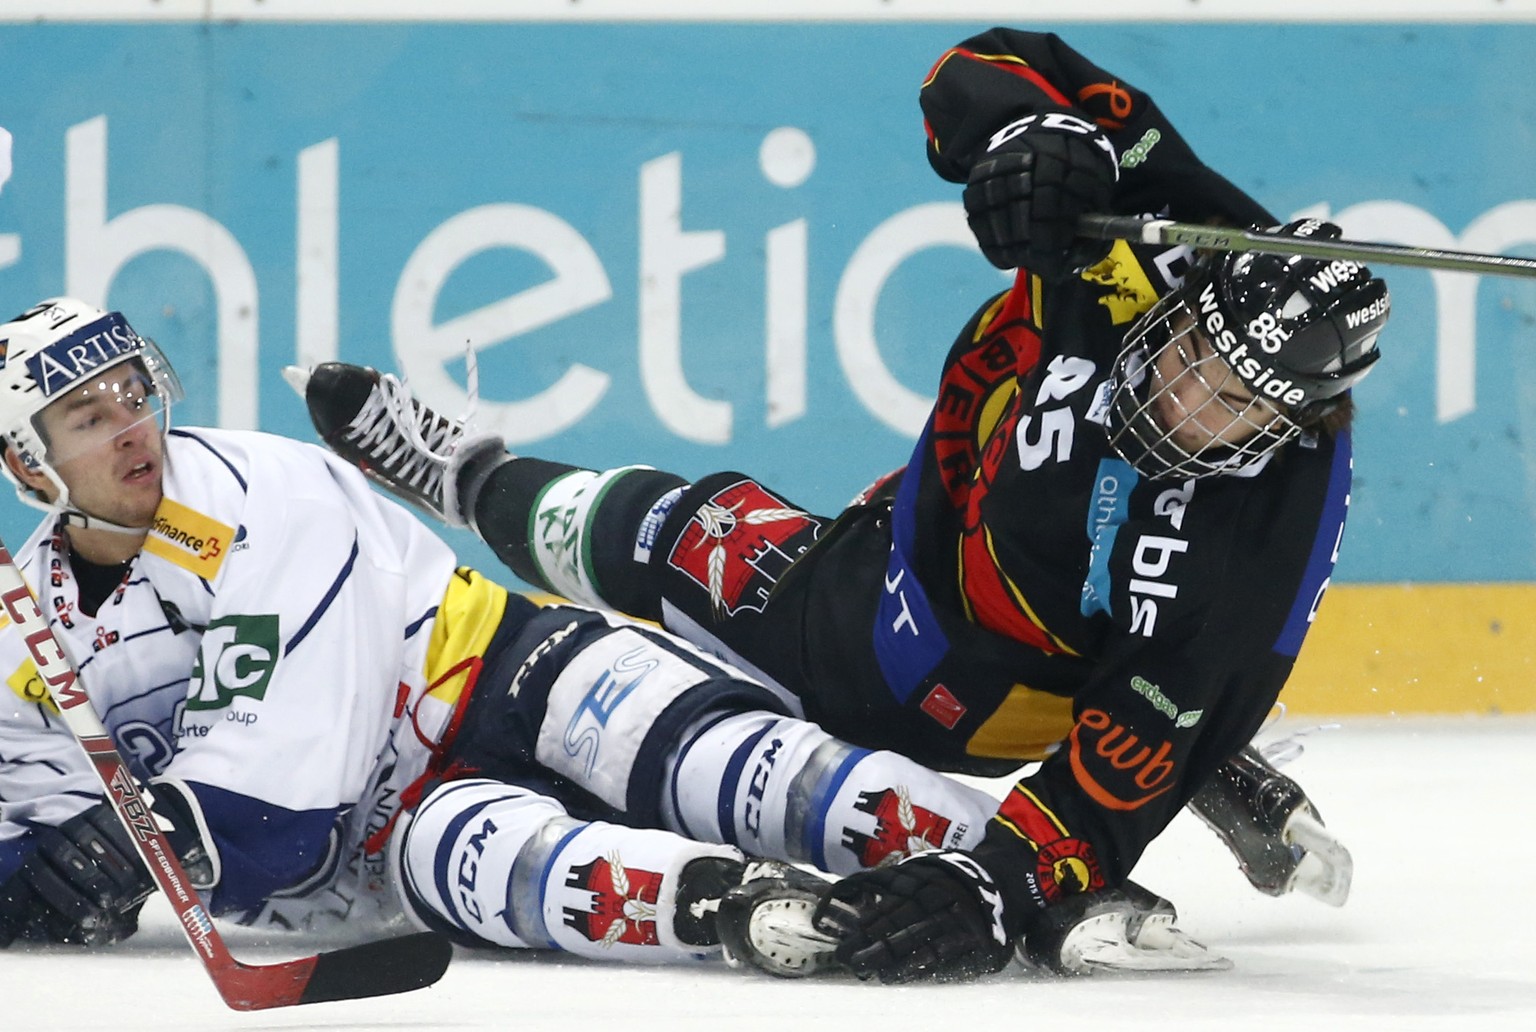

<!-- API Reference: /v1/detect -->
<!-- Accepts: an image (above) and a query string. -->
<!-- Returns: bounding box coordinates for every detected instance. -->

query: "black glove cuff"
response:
[148,778,219,890]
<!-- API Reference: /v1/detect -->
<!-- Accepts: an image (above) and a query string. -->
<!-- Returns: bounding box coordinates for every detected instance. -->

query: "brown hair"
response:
[1301,394,1355,436]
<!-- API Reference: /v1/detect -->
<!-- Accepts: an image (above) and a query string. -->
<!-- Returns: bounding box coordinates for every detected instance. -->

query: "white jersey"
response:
[0,427,465,929]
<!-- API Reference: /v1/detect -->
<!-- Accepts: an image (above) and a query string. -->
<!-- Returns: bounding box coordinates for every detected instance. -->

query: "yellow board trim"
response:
[1287,583,1536,715]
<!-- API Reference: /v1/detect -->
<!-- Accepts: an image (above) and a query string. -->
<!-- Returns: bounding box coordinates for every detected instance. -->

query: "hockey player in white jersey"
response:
[0,297,1003,970]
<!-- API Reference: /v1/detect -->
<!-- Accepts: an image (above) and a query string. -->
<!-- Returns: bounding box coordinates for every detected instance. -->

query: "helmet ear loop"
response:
[1289,396,1344,429]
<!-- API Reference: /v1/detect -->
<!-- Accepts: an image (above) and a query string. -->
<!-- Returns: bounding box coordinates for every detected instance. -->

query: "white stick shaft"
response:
[1078,214,1536,279]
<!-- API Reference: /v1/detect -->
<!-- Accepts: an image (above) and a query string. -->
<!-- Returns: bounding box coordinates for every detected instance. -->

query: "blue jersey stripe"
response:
[1273,431,1353,657]
[717,722,773,848]
[170,429,249,493]
[284,536,359,656]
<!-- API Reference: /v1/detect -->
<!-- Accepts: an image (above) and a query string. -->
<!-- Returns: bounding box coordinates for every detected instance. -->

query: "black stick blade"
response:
[296,932,454,1005]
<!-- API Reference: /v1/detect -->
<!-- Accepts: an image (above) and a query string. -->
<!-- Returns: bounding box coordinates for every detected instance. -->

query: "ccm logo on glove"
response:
[986,112,1118,172]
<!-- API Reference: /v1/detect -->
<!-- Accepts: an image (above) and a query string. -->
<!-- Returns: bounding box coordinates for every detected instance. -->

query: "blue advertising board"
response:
[3,19,1535,602]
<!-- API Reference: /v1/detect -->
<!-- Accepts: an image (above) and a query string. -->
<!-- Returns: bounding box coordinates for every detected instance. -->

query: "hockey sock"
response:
[472,459,687,618]
[661,711,999,875]
[392,778,745,964]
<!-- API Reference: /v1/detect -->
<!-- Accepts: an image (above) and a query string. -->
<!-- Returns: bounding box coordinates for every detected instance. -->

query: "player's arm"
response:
[921,28,1272,277]
[813,635,1262,982]
[919,28,1150,183]
[0,689,214,945]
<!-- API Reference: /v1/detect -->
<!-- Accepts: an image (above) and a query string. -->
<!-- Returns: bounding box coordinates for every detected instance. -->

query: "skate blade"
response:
[1056,912,1233,975]
[1284,809,1353,906]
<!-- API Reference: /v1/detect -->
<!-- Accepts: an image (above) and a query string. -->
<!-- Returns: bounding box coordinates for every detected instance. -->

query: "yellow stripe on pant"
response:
[425,568,511,707]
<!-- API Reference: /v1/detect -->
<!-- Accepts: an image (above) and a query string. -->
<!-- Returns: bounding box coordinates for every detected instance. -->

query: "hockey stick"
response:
[1078,214,1536,279]
[0,539,452,1010]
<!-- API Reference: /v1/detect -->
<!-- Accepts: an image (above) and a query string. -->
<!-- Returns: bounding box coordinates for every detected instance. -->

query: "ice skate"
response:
[283,362,505,528]
[715,861,842,978]
[1019,881,1232,975]
[1188,745,1352,906]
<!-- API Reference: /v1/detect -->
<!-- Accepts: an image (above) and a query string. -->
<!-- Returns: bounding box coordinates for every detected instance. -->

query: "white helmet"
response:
[0,297,183,518]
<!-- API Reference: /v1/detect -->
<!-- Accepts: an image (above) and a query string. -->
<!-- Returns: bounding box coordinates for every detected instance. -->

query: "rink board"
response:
[3,18,1536,717]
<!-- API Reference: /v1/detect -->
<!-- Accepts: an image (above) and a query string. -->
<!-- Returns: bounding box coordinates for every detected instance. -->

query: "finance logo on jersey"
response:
[187,613,280,710]
[666,478,822,616]
[561,854,663,948]
[145,498,234,581]
[841,786,955,868]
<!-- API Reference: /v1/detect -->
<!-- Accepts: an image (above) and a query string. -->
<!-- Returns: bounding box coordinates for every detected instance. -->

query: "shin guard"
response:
[664,713,998,875]
[393,778,744,963]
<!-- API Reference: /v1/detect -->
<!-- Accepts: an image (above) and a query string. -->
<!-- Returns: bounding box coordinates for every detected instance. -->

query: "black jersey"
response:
[866,30,1354,904]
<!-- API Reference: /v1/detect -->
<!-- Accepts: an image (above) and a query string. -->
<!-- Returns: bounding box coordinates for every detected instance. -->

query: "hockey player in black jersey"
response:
[296,28,1388,982]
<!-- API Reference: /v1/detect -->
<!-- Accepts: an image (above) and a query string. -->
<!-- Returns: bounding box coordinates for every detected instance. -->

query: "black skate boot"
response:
[1188,745,1352,906]
[283,363,505,528]
[671,855,747,948]
[715,861,842,977]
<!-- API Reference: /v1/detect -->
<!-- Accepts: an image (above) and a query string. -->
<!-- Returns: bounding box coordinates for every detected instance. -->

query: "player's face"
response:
[35,364,166,526]
[1148,317,1284,452]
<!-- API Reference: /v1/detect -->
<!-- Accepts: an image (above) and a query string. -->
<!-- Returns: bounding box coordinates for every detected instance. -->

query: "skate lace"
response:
[1255,703,1341,768]
[346,373,463,496]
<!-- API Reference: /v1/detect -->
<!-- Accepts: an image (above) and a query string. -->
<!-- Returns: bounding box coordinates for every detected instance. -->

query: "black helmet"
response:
[1200,219,1388,420]
[1104,219,1390,479]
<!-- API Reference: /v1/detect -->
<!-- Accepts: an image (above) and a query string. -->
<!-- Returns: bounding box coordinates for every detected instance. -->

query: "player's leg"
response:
[388,776,755,963]
[451,602,998,874]
[1188,744,1352,905]
[290,363,828,684]
[662,709,997,876]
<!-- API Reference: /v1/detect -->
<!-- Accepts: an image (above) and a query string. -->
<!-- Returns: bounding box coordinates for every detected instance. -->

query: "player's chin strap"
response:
[60,509,153,536]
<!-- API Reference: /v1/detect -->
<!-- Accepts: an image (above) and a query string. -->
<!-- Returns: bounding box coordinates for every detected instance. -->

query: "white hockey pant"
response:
[663,711,998,875]
[393,778,742,964]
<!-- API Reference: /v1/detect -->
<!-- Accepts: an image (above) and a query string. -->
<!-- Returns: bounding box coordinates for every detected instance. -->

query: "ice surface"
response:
[3,717,1533,1031]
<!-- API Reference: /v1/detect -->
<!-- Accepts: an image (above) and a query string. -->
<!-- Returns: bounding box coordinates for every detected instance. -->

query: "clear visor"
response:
[27,343,183,469]
[1105,294,1299,479]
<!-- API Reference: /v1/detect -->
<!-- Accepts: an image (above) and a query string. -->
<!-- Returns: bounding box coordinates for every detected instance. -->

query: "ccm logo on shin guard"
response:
[456,817,499,924]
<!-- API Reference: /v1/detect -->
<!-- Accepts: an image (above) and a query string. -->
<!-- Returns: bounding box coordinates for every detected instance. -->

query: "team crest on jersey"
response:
[995,785,1105,906]
[666,479,822,616]
[1081,239,1194,325]
[841,786,956,868]
[1081,242,1160,326]
[561,853,664,948]
[144,498,234,581]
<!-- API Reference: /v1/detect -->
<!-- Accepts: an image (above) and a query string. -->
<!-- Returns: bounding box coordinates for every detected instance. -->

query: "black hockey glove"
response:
[963,111,1118,278]
[0,801,153,948]
[813,850,1015,984]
